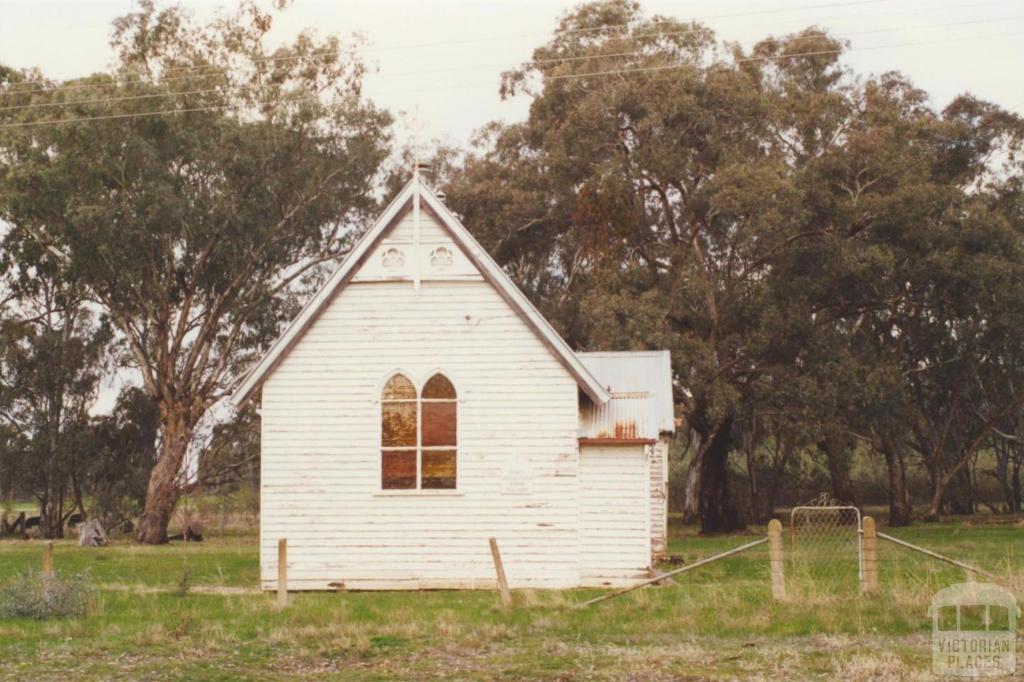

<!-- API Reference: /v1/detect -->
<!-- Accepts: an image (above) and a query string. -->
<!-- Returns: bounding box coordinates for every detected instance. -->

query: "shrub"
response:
[173,567,192,598]
[0,570,95,619]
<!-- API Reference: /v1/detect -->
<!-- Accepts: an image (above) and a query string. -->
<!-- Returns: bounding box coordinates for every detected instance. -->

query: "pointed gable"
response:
[350,202,483,283]
[231,174,610,406]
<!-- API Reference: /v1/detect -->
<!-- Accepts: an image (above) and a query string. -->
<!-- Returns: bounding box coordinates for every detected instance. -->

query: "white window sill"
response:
[373,490,464,497]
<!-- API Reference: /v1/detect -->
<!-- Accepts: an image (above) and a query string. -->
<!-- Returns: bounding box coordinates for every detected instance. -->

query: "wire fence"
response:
[873,531,1021,594]
[661,512,1021,604]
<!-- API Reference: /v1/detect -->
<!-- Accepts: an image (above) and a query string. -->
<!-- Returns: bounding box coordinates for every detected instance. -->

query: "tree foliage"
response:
[444,0,1024,530]
[0,0,1021,538]
[0,1,392,541]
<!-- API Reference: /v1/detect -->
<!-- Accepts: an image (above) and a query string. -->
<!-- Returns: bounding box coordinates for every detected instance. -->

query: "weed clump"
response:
[0,570,95,619]
[173,567,192,597]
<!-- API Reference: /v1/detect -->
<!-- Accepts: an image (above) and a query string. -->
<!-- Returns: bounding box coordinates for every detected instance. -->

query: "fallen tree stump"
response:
[78,518,109,547]
[0,512,27,537]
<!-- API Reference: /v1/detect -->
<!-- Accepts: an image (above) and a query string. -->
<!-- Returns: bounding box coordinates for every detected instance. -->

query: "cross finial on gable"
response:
[413,160,432,182]
[407,103,428,178]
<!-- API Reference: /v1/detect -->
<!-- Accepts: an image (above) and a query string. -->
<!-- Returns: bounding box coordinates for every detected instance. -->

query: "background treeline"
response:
[1,0,1022,540]
[428,1,1024,531]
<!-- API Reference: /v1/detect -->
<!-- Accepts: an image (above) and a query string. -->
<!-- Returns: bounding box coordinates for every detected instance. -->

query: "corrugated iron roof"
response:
[577,351,675,440]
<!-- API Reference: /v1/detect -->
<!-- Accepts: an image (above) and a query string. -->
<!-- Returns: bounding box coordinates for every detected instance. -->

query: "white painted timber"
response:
[232,176,610,406]
[252,180,671,591]
[578,444,653,587]
[261,231,583,588]
[650,438,670,557]
[353,206,482,282]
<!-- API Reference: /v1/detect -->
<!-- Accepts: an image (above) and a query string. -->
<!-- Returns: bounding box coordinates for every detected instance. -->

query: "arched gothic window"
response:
[421,374,457,489]
[381,373,457,489]
[381,374,417,489]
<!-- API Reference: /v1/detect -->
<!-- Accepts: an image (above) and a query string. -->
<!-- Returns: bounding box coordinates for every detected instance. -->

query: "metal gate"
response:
[789,493,863,590]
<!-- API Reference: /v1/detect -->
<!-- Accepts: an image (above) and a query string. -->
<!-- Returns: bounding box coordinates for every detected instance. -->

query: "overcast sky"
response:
[2,0,1023,414]
[2,0,1023,151]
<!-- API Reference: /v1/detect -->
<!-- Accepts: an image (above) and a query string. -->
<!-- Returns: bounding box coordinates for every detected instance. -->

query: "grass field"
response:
[0,519,1020,680]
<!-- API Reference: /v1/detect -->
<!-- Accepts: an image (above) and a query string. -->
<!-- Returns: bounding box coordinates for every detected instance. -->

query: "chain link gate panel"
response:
[789,493,863,593]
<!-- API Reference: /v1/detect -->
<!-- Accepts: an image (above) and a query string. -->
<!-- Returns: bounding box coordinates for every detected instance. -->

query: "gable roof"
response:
[231,174,610,407]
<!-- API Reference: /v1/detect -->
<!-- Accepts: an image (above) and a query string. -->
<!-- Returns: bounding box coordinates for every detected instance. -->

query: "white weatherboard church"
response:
[232,168,675,590]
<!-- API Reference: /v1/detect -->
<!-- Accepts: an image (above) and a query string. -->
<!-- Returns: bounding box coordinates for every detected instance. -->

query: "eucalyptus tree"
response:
[778,76,1024,522]
[82,387,159,528]
[447,2,858,533]
[0,237,111,537]
[0,2,391,542]
[446,0,1024,531]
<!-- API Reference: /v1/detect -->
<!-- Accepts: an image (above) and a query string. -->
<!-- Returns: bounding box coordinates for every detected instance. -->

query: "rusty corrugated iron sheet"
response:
[576,351,675,441]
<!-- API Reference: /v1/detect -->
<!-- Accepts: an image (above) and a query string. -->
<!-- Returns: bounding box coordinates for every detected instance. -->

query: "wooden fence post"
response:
[767,519,786,600]
[42,541,53,578]
[488,537,513,608]
[861,516,878,594]
[277,538,288,607]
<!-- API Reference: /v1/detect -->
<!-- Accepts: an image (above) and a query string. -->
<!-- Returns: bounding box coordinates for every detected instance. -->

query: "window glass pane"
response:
[382,401,417,447]
[382,374,417,400]
[422,401,456,446]
[422,449,456,489]
[422,374,456,400]
[382,450,416,489]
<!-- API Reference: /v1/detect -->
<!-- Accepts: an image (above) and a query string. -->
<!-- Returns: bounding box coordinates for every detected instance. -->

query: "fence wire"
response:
[872,531,1020,595]
[663,511,1020,603]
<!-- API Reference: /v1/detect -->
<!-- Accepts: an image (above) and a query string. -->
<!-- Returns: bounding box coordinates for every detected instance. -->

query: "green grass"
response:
[0,536,257,588]
[1,501,37,515]
[0,519,1020,680]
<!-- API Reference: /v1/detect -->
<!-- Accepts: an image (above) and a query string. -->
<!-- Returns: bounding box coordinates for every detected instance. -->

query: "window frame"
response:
[376,370,461,495]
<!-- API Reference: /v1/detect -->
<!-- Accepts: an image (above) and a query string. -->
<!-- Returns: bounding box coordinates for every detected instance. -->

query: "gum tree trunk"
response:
[818,435,859,508]
[946,467,975,515]
[698,416,744,535]
[39,389,66,539]
[880,433,912,526]
[136,409,191,544]
[1012,462,1022,514]
[681,430,702,523]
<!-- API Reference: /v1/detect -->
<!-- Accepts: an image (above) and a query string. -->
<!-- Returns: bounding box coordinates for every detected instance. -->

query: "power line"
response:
[1,28,1021,130]
[367,29,1024,94]
[386,15,1024,79]
[542,30,1024,83]
[0,85,231,113]
[0,0,994,101]
[357,0,894,52]
[4,14,1023,115]
[0,104,233,129]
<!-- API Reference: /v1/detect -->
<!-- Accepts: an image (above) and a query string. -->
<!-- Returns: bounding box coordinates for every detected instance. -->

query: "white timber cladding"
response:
[260,208,584,590]
[352,206,481,283]
[232,176,610,408]
[250,177,672,591]
[578,444,652,586]
[650,438,670,557]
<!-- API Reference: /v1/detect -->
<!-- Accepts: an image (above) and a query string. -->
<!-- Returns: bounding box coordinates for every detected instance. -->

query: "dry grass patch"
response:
[830,652,929,681]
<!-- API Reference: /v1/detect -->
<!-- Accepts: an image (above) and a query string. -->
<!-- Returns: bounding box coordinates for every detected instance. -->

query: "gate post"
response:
[768,519,786,600]
[861,516,878,594]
